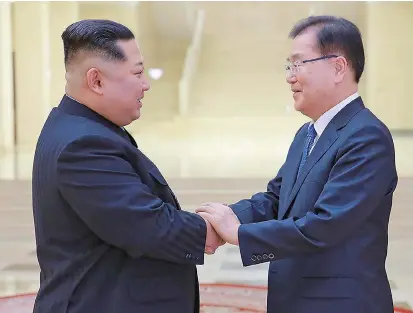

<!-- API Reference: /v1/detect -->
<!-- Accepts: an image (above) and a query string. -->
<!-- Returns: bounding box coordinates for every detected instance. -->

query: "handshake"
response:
[195,202,241,255]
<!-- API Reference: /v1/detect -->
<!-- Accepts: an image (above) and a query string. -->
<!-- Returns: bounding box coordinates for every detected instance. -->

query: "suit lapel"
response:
[123,128,138,148]
[277,128,307,219]
[138,147,182,210]
[283,124,338,218]
[281,97,365,219]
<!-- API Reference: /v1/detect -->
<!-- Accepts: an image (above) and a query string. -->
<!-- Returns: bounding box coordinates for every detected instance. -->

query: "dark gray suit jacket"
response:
[231,97,398,313]
[32,95,207,313]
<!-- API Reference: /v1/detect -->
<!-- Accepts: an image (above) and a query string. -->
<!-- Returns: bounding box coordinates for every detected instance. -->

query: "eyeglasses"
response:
[285,55,339,75]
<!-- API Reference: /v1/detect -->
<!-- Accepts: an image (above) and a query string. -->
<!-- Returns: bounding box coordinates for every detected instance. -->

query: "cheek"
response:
[128,77,144,94]
[105,77,142,105]
[104,80,124,96]
[296,74,311,94]
[118,79,139,98]
[299,73,326,95]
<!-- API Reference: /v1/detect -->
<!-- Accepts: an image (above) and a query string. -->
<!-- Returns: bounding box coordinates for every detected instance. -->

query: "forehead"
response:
[288,29,319,60]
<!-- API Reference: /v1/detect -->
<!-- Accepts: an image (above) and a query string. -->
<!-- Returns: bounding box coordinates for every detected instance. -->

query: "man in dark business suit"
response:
[31,19,223,313]
[197,16,398,313]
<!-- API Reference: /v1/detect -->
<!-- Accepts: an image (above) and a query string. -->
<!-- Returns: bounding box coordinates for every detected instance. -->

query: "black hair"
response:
[61,19,135,67]
[289,15,365,83]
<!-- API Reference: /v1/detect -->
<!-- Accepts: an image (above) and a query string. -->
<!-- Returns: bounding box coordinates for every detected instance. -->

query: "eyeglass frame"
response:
[285,54,339,75]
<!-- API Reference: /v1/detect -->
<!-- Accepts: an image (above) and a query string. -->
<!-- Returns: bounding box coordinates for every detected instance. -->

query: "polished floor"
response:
[0,117,412,311]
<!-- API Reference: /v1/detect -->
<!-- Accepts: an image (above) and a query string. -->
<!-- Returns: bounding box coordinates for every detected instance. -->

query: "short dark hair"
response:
[61,19,135,67]
[289,15,365,83]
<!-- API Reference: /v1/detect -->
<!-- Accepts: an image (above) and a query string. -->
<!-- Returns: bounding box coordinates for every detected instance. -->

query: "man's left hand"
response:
[196,202,241,246]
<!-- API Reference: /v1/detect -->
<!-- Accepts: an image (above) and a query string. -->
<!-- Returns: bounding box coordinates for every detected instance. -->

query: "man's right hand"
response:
[199,214,225,255]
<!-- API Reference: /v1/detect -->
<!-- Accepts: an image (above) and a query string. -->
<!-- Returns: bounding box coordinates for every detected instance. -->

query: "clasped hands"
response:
[196,202,241,255]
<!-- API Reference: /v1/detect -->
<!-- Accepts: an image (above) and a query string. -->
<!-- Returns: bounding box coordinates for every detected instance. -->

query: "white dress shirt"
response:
[309,92,360,154]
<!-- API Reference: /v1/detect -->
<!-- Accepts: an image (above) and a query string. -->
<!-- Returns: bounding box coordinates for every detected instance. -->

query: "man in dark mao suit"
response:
[31,19,222,313]
[197,15,398,313]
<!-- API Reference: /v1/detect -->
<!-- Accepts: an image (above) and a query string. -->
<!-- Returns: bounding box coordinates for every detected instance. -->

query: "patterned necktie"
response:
[297,124,317,176]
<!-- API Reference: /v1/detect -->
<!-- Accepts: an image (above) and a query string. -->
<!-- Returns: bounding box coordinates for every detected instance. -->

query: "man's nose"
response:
[142,76,150,91]
[286,71,297,84]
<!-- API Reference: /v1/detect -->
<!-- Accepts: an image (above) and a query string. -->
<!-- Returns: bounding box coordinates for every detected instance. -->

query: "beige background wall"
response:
[0,2,14,153]
[0,1,411,150]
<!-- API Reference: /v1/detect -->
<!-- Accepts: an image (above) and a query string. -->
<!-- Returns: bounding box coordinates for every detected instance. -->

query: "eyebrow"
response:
[287,53,304,61]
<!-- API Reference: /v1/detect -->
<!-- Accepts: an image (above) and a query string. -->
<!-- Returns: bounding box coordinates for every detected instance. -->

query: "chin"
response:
[132,108,141,120]
[293,100,304,112]
[293,101,310,117]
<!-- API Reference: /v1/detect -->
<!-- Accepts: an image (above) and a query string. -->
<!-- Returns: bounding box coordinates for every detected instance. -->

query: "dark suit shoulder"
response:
[346,107,394,144]
[36,107,127,157]
[296,122,309,136]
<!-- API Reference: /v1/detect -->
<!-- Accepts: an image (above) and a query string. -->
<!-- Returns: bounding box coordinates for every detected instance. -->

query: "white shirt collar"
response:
[311,92,359,138]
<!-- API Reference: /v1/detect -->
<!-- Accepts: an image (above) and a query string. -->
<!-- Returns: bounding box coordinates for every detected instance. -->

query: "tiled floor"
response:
[0,117,412,311]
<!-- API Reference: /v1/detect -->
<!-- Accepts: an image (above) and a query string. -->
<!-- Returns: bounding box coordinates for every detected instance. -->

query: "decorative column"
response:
[13,2,51,148]
[0,2,14,152]
[365,2,413,130]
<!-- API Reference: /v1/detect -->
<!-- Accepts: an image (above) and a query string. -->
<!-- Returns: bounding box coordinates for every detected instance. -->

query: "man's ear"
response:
[86,67,104,95]
[334,56,348,83]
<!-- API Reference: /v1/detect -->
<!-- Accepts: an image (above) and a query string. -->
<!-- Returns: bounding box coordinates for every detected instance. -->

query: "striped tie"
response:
[297,124,317,176]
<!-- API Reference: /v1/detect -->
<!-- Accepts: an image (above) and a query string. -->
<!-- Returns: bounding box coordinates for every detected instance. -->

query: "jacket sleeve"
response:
[230,168,282,224]
[237,125,398,266]
[56,135,207,265]
[229,124,306,224]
